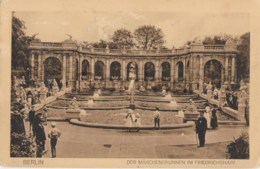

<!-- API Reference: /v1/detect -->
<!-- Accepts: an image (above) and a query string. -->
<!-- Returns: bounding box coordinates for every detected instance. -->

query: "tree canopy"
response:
[134,25,165,49]
[237,32,250,82]
[111,28,134,49]
[12,15,40,70]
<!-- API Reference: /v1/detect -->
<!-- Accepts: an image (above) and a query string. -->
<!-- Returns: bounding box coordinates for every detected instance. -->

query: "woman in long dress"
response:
[210,108,218,129]
[125,109,134,132]
[133,111,141,132]
[204,104,211,129]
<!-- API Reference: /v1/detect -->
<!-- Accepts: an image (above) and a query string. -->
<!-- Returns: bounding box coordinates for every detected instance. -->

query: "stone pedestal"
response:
[238,99,246,121]
[66,109,81,119]
[207,89,213,100]
[192,81,197,91]
[175,116,184,124]
[76,81,79,91]
[219,94,226,107]
[39,92,47,101]
[52,86,59,95]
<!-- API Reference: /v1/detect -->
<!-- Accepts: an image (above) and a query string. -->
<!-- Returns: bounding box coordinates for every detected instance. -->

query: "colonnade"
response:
[29,51,237,91]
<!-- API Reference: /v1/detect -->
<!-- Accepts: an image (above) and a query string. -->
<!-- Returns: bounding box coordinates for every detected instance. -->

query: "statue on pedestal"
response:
[39,82,47,101]
[69,97,79,110]
[186,99,197,112]
[139,85,145,92]
[52,79,59,95]
[19,86,27,103]
[199,79,203,93]
[127,62,136,94]
[66,97,81,119]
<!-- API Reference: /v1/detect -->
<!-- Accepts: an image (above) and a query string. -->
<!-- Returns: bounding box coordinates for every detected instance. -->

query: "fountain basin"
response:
[70,119,194,130]
[66,109,81,119]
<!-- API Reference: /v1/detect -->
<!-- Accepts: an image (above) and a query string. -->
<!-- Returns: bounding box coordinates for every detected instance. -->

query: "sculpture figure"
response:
[69,97,79,110]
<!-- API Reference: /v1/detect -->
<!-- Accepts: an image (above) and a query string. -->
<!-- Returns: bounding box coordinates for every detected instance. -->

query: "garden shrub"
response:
[226,132,249,159]
[11,133,35,157]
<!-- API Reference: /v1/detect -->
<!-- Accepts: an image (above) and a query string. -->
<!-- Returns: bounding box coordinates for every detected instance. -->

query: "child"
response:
[48,122,61,158]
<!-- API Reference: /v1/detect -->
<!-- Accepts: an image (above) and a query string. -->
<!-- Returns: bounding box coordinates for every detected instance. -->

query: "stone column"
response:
[78,56,82,91]
[199,55,204,92]
[106,59,110,88]
[199,55,204,81]
[37,54,42,82]
[191,56,197,91]
[189,56,193,83]
[231,56,236,83]
[121,60,124,80]
[123,60,126,82]
[31,53,35,79]
[158,61,161,85]
[120,60,125,90]
[175,59,178,81]
[62,55,67,90]
[155,59,159,85]
[171,59,175,90]
[224,56,229,84]
[91,57,94,81]
[183,57,186,83]
[69,55,73,87]
[139,60,143,86]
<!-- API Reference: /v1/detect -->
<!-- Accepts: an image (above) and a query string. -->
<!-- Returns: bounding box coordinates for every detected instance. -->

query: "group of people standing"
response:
[125,106,161,132]
[225,89,238,110]
[28,106,61,158]
[125,106,141,132]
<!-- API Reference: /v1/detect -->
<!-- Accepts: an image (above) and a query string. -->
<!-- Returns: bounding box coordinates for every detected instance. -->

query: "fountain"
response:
[129,93,135,108]
[178,110,185,118]
[66,97,81,119]
[52,79,59,95]
[88,99,94,106]
[169,99,178,107]
[165,93,172,99]
[184,99,199,121]
[93,89,101,98]
[126,62,136,94]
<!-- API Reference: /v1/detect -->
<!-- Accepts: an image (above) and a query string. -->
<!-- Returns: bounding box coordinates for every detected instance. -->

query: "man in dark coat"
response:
[196,111,208,147]
[28,106,36,136]
[35,113,47,157]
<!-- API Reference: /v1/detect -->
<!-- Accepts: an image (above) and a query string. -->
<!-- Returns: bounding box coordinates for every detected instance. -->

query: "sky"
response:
[14,11,250,48]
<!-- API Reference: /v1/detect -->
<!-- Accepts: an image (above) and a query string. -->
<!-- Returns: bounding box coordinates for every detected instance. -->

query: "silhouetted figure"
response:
[210,109,218,129]
[154,107,160,130]
[196,112,207,147]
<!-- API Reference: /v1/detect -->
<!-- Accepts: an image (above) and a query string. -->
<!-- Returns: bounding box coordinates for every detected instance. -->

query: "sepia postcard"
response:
[0,0,260,168]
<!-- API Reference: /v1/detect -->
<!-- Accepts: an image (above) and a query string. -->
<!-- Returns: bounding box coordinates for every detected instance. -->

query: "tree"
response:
[237,32,250,82]
[202,34,239,45]
[226,132,249,159]
[91,40,117,49]
[134,25,165,50]
[12,15,40,70]
[112,28,134,49]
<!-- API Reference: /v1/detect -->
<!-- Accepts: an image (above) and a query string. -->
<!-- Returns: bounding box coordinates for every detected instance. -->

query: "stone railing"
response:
[30,42,78,50]
[30,41,237,55]
[204,45,225,50]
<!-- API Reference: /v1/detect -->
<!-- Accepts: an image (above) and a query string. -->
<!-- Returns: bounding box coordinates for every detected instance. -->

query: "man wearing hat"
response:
[35,112,47,157]
[154,107,160,130]
[42,106,48,125]
[48,122,61,158]
[195,111,208,147]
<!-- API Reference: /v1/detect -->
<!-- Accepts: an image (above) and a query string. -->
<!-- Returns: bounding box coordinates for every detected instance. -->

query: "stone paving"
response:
[25,122,248,158]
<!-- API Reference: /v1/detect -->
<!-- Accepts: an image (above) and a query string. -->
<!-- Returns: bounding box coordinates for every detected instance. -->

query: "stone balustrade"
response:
[30,41,237,56]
